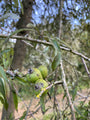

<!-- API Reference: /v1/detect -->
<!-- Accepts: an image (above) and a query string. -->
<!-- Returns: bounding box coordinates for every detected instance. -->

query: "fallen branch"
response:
[0,34,90,62]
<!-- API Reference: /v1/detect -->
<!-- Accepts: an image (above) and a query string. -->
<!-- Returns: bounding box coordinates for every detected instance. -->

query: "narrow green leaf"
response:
[0,78,6,97]
[0,93,5,104]
[4,98,8,110]
[40,95,45,114]
[52,52,61,71]
[0,66,8,81]
[15,76,27,83]
[71,88,77,100]
[52,39,60,51]
[0,78,8,109]
[50,86,54,96]
[0,77,9,98]
[12,91,18,111]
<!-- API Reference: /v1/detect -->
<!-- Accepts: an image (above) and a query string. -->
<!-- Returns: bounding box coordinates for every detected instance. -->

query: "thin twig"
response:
[47,71,55,78]
[77,92,87,98]
[53,69,58,110]
[27,98,50,118]
[55,97,63,120]
[37,81,63,97]
[25,98,36,120]
[74,94,90,102]
[22,40,34,47]
[81,58,90,78]
[0,34,90,62]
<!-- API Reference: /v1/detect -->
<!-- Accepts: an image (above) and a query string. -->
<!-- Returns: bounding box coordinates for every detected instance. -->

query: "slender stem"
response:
[60,60,76,120]
[25,98,36,120]
[81,58,90,78]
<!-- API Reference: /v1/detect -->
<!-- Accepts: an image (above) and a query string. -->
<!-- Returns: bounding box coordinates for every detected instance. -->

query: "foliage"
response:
[0,0,90,120]
[75,102,90,120]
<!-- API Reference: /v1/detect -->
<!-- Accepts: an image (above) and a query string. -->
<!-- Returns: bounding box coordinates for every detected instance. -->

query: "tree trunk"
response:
[1,0,34,120]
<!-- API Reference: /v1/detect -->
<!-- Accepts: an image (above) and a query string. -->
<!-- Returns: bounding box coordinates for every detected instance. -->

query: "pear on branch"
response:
[38,65,48,79]
[26,68,43,83]
[34,79,49,114]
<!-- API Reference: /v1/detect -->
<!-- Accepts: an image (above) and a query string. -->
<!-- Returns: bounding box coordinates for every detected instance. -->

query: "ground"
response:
[0,89,90,120]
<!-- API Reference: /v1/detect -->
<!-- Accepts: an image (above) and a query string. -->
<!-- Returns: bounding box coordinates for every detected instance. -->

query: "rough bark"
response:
[1,0,34,120]
[11,0,34,70]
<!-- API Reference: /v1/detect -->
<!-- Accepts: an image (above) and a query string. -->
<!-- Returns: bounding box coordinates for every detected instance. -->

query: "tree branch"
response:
[36,81,63,97]
[0,34,90,62]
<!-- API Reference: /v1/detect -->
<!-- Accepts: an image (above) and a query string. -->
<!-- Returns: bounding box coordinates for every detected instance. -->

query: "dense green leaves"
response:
[0,0,89,119]
[0,66,18,110]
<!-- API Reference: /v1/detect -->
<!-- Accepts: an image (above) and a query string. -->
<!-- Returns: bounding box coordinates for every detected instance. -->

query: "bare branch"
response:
[60,46,90,62]
[0,34,90,62]
[75,91,90,102]
[60,59,76,120]
[37,81,63,97]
